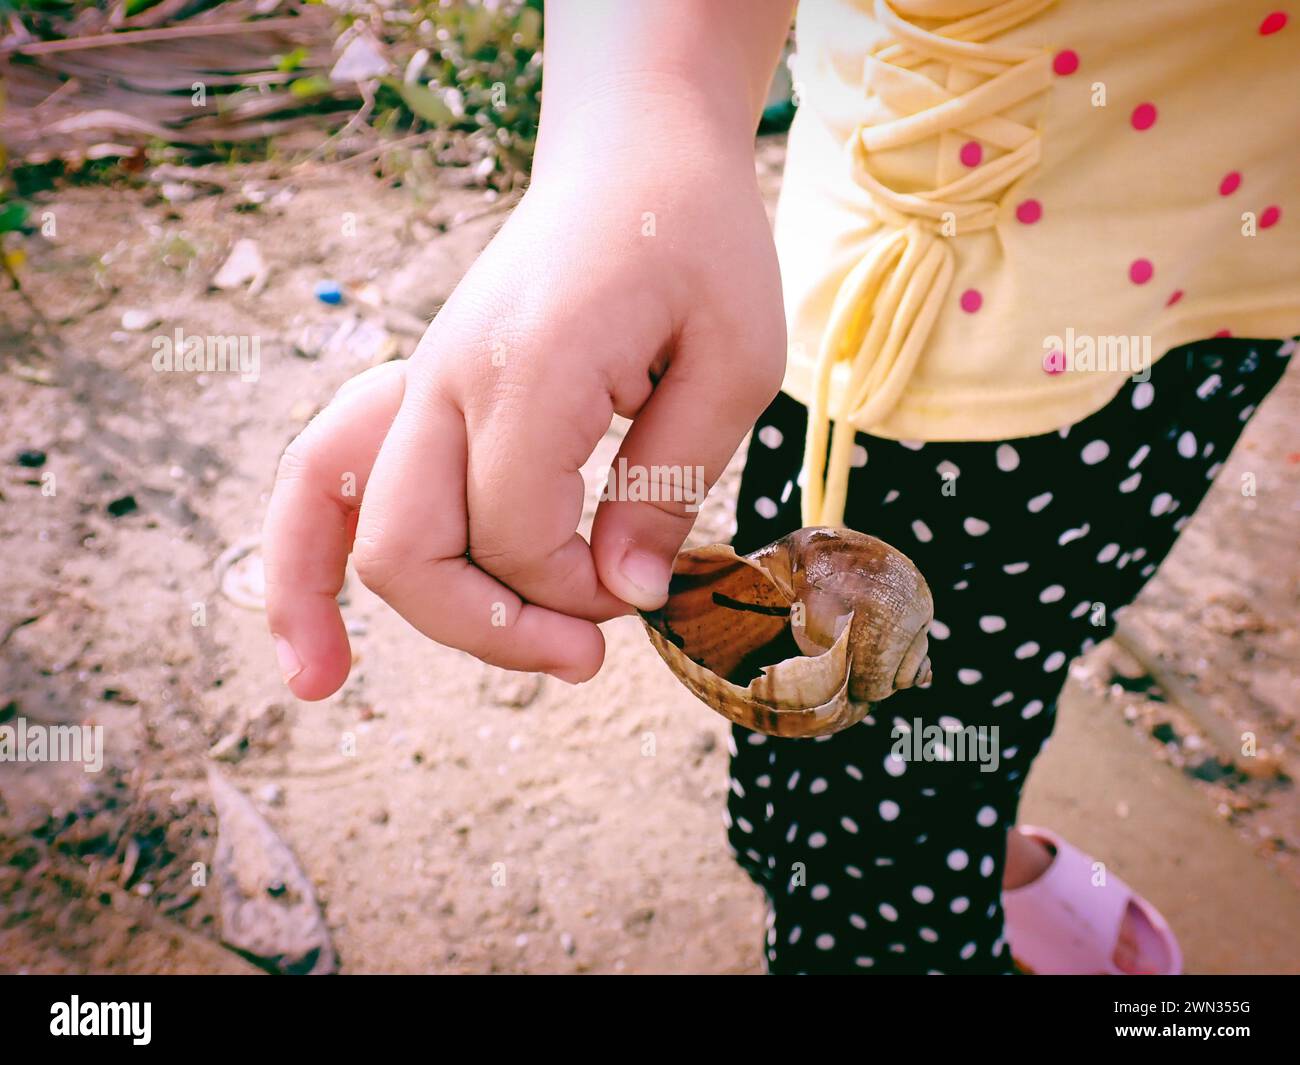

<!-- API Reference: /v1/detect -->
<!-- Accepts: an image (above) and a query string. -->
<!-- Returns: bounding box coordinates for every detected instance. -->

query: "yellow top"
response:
[778,0,1300,527]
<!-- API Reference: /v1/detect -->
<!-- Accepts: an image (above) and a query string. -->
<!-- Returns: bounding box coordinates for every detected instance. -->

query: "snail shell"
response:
[641,527,933,738]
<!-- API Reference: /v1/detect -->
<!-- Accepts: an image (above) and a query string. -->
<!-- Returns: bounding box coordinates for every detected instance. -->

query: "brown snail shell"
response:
[641,527,933,738]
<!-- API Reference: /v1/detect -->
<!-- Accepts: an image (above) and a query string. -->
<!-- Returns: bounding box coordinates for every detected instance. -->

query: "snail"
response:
[641,527,934,739]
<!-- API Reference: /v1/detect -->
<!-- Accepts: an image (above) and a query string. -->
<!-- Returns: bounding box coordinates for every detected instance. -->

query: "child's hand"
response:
[262,108,785,699]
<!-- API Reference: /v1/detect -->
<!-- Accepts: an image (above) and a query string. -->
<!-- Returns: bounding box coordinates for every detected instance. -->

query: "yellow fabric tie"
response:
[801,0,1055,527]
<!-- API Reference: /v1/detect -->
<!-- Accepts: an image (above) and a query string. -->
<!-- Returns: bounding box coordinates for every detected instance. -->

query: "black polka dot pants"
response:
[725,338,1293,974]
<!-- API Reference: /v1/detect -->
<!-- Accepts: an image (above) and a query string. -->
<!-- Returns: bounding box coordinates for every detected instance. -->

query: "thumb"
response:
[590,345,782,611]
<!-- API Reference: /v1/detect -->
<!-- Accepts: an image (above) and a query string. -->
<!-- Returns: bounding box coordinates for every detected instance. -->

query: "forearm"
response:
[534,0,794,177]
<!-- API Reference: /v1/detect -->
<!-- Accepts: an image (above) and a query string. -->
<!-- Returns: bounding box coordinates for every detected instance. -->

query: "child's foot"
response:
[1003,826,1177,974]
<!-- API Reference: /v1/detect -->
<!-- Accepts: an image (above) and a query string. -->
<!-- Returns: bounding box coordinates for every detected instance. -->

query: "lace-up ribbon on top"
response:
[802,0,1055,527]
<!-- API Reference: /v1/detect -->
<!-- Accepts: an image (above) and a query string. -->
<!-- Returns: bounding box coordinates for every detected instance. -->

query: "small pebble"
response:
[15,449,46,468]
[106,495,139,518]
[290,398,317,423]
[560,932,576,956]
[160,183,197,204]
[121,308,159,331]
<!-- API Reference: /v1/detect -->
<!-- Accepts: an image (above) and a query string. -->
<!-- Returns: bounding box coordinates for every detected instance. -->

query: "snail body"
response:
[641,527,933,738]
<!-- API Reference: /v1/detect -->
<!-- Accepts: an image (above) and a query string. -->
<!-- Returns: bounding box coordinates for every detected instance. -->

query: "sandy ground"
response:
[1,137,1296,973]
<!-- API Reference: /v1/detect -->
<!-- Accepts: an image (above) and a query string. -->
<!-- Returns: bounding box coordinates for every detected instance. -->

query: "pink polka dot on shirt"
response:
[1015,199,1043,224]
[1129,258,1154,285]
[1219,171,1241,196]
[960,141,983,167]
[1260,12,1287,35]
[960,289,983,313]
[1260,205,1281,228]
[1131,103,1157,131]
[1052,50,1079,75]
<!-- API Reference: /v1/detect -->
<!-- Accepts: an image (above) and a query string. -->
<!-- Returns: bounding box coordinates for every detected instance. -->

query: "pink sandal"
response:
[1002,826,1183,975]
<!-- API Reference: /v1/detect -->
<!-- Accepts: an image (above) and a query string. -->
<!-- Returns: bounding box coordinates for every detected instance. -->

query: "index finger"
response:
[262,362,406,700]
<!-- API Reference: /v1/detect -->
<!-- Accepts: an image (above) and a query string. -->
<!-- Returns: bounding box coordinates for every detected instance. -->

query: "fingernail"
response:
[551,665,588,686]
[273,635,303,684]
[618,549,671,610]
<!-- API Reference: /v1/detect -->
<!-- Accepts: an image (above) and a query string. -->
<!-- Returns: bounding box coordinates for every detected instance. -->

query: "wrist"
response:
[532,72,759,189]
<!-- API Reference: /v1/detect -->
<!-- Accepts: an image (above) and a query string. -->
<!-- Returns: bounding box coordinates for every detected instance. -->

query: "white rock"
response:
[160,182,197,203]
[120,308,159,331]
[212,238,267,292]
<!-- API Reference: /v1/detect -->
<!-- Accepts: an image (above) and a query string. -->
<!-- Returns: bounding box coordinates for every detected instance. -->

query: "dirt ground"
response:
[1,137,1296,973]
